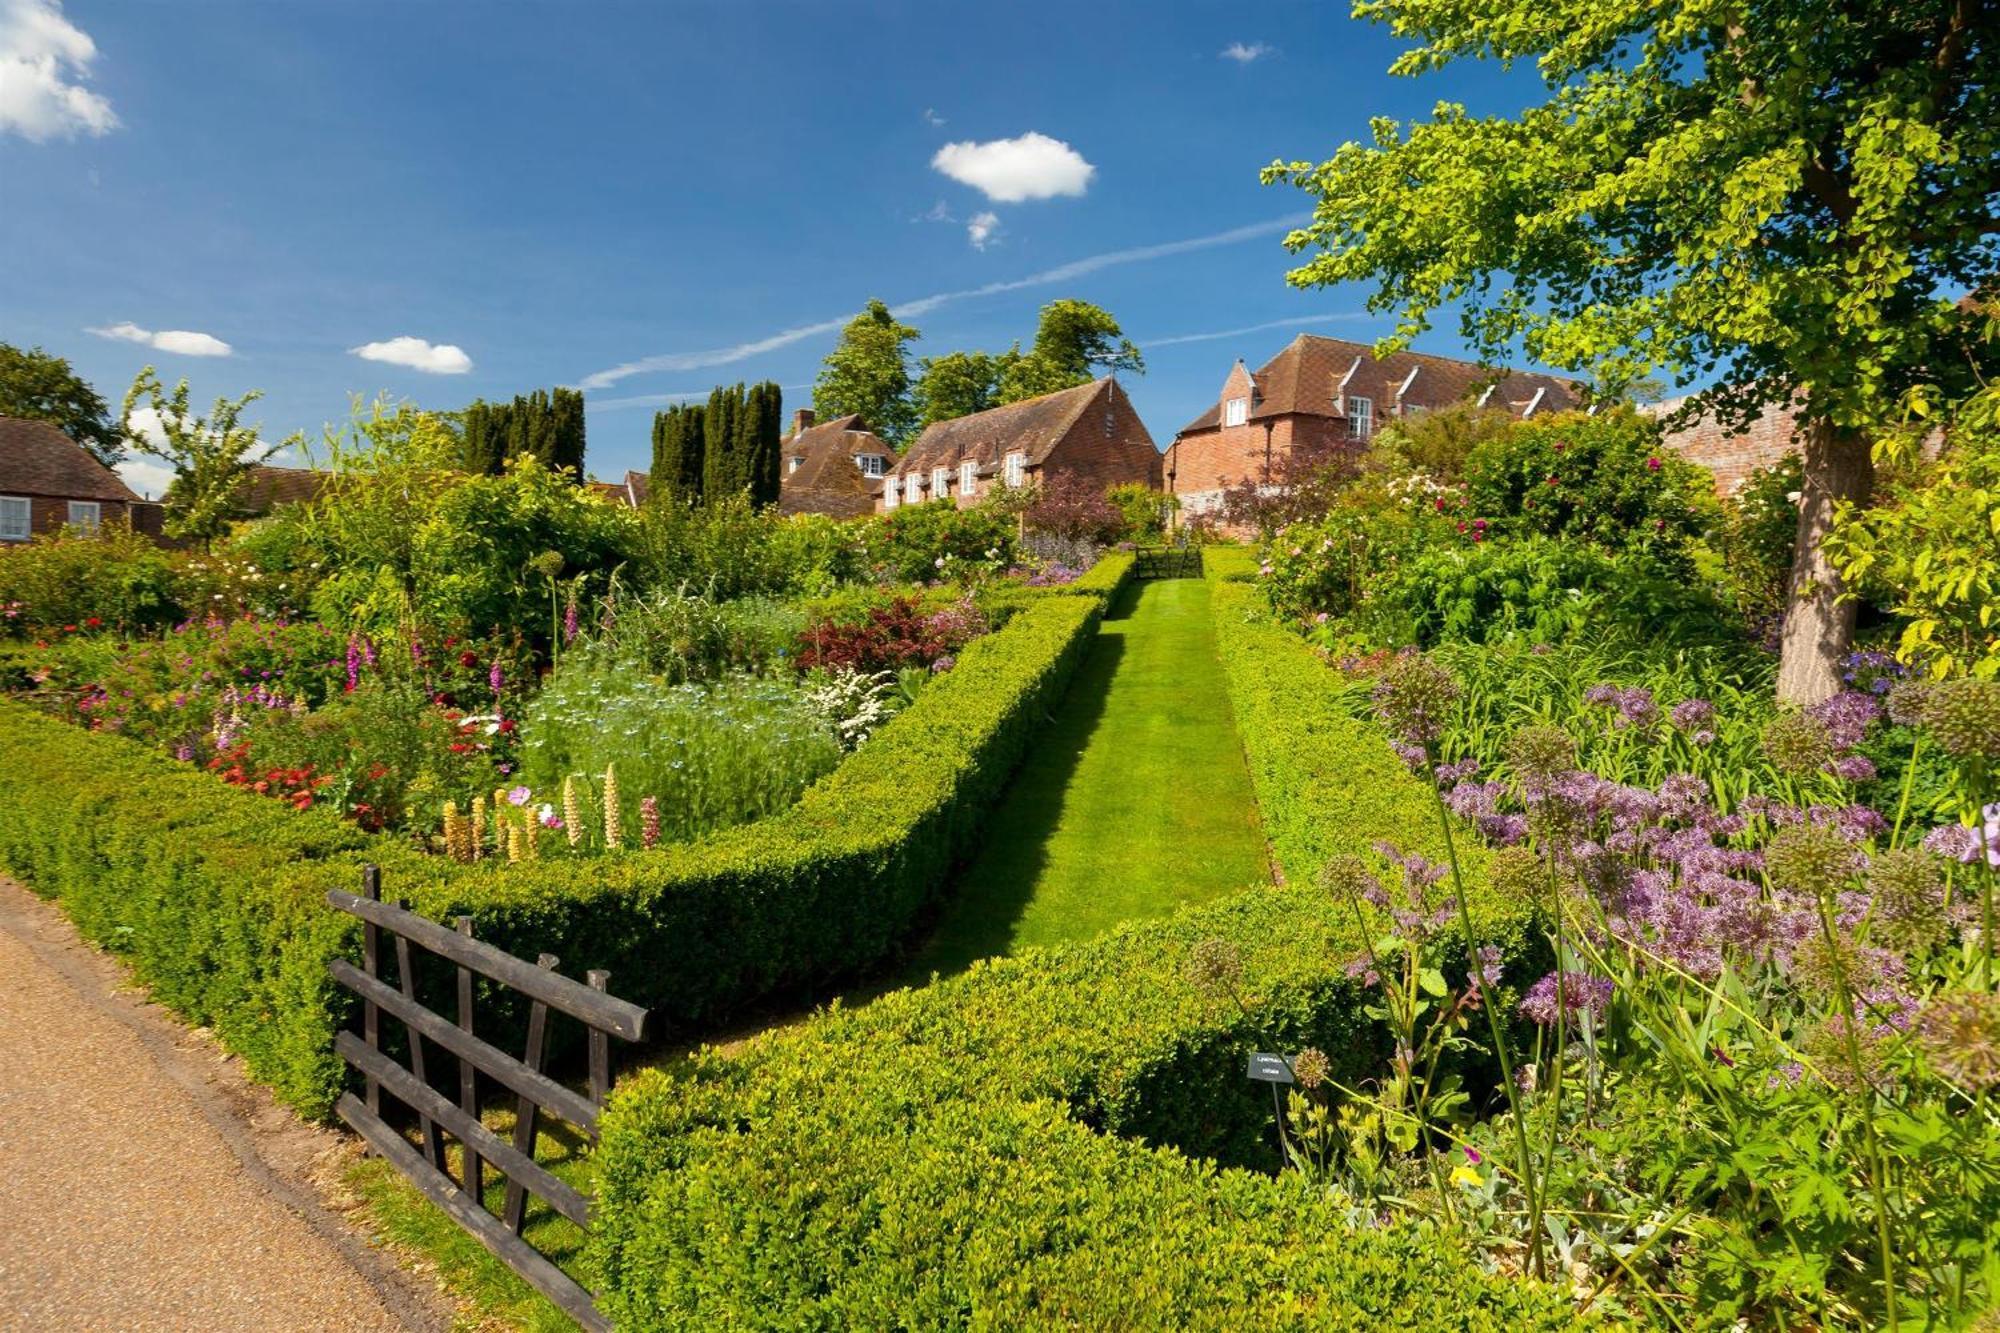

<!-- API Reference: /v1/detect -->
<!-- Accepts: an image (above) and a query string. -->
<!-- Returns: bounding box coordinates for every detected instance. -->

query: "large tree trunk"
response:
[1775,418,1873,705]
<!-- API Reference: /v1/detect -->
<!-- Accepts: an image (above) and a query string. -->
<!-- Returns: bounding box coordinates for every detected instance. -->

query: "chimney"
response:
[790,408,815,437]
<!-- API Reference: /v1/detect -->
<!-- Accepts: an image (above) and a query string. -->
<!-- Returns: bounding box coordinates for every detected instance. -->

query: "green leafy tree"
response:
[913,349,1015,428]
[121,367,292,547]
[1263,0,2000,702]
[648,403,706,506]
[462,387,587,479]
[814,299,920,446]
[998,299,1144,403]
[0,343,122,467]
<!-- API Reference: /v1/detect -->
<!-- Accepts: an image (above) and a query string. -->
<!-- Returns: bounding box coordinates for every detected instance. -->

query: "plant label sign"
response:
[1246,1052,1294,1084]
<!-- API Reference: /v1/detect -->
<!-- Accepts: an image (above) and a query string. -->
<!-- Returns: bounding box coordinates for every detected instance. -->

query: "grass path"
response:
[897,576,1270,981]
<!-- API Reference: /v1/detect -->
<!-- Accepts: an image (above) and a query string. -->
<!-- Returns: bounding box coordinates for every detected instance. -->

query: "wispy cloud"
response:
[350,336,473,375]
[1220,41,1275,63]
[0,0,118,141]
[922,107,946,127]
[88,321,232,357]
[578,215,1309,390]
[591,384,812,413]
[966,211,1001,250]
[1141,312,1370,349]
[932,131,1094,203]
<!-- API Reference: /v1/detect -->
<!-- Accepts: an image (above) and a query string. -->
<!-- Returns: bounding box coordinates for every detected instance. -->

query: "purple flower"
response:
[1520,971,1615,1028]
[563,599,579,645]
[1827,754,1877,783]
[1583,682,1621,708]
[506,786,532,806]
[1669,697,1716,745]
[490,660,505,695]
[1613,686,1658,730]
[1810,690,1882,750]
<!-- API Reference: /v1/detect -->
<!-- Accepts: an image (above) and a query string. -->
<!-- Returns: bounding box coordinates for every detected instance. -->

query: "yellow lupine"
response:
[562,775,583,848]
[603,763,622,849]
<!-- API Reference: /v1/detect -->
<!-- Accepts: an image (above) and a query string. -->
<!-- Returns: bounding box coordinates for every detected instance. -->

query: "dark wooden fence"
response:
[1134,543,1203,579]
[328,865,649,1332]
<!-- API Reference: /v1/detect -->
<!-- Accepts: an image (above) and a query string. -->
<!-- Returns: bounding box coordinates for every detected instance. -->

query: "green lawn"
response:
[898,575,1270,980]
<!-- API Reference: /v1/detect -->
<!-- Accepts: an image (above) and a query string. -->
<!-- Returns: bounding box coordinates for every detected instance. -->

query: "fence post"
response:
[586,970,611,1115]
[391,900,446,1174]
[360,864,381,1119]
[455,915,484,1202]
[502,954,557,1234]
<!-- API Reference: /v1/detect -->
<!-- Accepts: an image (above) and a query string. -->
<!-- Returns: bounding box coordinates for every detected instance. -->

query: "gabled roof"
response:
[622,470,650,507]
[892,378,1129,477]
[237,465,330,514]
[1175,334,1580,435]
[0,416,140,502]
[782,413,895,492]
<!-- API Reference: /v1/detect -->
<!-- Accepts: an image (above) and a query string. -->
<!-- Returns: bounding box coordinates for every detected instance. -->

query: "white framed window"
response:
[788,455,805,473]
[1224,397,1248,427]
[905,474,923,503]
[959,460,977,493]
[883,481,899,509]
[932,466,950,497]
[857,454,884,477]
[67,500,101,532]
[1004,451,1025,488]
[1348,395,1375,441]
[0,496,28,541]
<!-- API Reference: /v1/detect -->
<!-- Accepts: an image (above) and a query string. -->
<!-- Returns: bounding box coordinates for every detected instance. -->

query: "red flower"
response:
[1545,476,1559,486]
[1647,456,1662,471]
[86,617,102,628]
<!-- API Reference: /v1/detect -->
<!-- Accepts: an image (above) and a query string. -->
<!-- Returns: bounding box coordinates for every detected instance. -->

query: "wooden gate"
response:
[327,865,648,1331]
[1134,543,1204,579]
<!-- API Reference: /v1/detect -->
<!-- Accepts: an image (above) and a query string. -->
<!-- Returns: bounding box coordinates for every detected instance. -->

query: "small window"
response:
[960,460,977,493]
[67,501,101,532]
[857,454,884,477]
[905,474,922,503]
[1004,451,1025,488]
[788,456,805,473]
[932,466,950,497]
[1348,395,1375,441]
[0,496,28,541]
[1224,397,1248,427]
[883,481,899,509]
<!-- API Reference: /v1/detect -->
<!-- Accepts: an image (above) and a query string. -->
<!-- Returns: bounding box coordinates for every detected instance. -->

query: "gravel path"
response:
[0,878,448,1333]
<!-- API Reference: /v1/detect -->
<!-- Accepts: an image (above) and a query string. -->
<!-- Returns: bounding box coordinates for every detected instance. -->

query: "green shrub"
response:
[587,563,1574,1328]
[861,499,1017,583]
[0,523,183,635]
[0,562,1126,1118]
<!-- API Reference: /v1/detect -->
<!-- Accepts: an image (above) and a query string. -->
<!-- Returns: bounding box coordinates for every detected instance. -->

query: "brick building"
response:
[1644,397,1802,496]
[780,410,896,518]
[0,416,150,541]
[881,377,1159,512]
[1167,334,1578,519]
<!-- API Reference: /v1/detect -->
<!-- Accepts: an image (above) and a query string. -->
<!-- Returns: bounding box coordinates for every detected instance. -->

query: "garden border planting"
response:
[0,554,1134,1119]
[585,555,1571,1328]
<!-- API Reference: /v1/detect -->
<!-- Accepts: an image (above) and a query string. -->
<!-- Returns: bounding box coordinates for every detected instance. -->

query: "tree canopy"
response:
[461,387,587,479]
[1264,0,2000,701]
[0,343,122,468]
[814,300,921,447]
[121,368,292,547]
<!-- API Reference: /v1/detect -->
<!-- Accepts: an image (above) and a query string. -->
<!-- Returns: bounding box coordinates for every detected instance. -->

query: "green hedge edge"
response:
[0,554,1134,1118]
[587,557,1583,1329]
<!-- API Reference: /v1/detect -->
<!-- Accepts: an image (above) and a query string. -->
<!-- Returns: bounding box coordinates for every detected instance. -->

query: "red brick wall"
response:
[1,496,131,540]
[1042,381,1161,492]
[1169,416,1350,513]
[1648,398,1803,496]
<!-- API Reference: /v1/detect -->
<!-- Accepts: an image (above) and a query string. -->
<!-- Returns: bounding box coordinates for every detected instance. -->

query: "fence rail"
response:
[328,865,648,1331]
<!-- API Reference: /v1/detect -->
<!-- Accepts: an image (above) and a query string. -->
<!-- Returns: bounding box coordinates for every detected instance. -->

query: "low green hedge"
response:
[0,558,1130,1118]
[588,560,1574,1328]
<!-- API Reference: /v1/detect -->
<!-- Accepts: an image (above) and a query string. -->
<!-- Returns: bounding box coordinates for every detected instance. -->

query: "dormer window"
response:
[788,456,805,473]
[1224,397,1248,427]
[856,454,885,477]
[931,466,950,497]
[1348,395,1375,441]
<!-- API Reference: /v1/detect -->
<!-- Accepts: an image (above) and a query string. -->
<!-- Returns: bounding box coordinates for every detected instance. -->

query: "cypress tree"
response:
[703,383,745,500]
[678,404,706,500]
[741,381,783,507]
[549,387,587,478]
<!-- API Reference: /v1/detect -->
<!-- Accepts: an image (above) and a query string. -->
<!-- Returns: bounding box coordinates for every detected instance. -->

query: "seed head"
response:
[1371,653,1460,751]
[1915,992,2000,1091]
[1292,1047,1331,1090]
[1866,848,1949,953]
[1924,677,2000,760]
[1885,678,1933,727]
[1761,711,1836,779]
[1184,938,1243,998]
[1763,821,1862,896]
[1505,724,1577,785]
[1319,853,1379,904]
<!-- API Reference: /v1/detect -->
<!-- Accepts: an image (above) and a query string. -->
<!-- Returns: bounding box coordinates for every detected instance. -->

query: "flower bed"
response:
[0,557,1131,1118]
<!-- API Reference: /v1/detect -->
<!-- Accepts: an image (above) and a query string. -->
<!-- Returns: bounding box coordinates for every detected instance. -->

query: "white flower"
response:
[935,556,946,567]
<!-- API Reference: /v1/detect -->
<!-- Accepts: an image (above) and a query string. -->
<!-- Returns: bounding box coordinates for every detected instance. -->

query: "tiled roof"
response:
[0,416,139,502]
[237,465,330,513]
[1175,335,1580,435]
[622,470,650,507]
[782,413,896,493]
[891,378,1120,477]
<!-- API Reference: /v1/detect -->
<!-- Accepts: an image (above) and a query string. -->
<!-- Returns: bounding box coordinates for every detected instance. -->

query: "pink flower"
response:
[1647,456,1662,471]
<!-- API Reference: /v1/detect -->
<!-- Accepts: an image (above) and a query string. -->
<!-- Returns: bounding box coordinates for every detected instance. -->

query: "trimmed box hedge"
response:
[0,555,1132,1118]
[588,558,1578,1328]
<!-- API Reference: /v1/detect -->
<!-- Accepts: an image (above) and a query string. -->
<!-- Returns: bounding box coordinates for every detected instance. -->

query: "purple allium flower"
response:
[1583,682,1621,708]
[1810,690,1882,750]
[1669,697,1716,745]
[930,655,957,673]
[1519,971,1615,1028]
[1827,754,1877,783]
[1613,686,1658,730]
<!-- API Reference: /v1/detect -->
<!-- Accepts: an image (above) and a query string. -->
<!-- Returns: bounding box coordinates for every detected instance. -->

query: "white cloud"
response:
[349,336,473,375]
[966,211,1001,250]
[579,214,1308,389]
[88,321,232,357]
[922,107,946,127]
[931,131,1094,203]
[113,453,173,500]
[1221,41,1275,63]
[920,199,954,223]
[0,0,118,141]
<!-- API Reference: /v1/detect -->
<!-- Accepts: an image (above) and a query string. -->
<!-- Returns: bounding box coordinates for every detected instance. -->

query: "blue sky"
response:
[1,0,1548,496]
